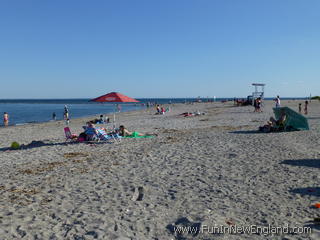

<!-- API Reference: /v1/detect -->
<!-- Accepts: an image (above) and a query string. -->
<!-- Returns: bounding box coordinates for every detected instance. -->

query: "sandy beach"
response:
[0,100,320,240]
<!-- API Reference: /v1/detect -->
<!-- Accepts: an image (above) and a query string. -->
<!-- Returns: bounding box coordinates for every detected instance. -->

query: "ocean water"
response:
[0,98,202,125]
[0,97,307,126]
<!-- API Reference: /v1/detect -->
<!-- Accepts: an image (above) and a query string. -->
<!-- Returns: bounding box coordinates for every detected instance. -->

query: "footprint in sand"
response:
[131,186,144,201]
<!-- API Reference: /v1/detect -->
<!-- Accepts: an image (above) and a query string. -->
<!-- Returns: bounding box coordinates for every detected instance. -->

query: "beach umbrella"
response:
[273,107,309,131]
[90,92,139,128]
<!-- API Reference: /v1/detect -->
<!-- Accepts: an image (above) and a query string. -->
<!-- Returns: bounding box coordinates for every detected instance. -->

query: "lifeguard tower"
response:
[252,83,265,105]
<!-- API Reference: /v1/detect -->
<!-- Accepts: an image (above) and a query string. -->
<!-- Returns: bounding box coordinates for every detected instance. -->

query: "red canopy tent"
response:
[90,92,139,128]
[90,92,139,103]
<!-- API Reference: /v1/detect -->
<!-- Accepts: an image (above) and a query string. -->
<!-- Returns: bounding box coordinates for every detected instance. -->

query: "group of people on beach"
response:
[254,95,309,115]
[75,120,155,142]
[257,95,311,133]
[274,96,309,115]
[51,105,69,123]
[155,105,170,115]
[298,101,309,115]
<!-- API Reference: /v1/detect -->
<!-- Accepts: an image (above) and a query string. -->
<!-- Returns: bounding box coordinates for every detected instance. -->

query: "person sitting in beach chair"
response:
[84,122,100,141]
[96,128,114,141]
[259,109,287,133]
[84,122,117,142]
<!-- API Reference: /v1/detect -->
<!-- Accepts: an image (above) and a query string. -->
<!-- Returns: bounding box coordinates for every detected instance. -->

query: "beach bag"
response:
[78,132,87,142]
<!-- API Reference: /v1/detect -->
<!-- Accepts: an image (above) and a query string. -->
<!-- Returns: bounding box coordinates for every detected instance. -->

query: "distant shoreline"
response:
[0,98,311,128]
[0,97,311,104]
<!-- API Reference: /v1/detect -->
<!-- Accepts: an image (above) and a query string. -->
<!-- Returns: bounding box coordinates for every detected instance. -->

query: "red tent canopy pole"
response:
[90,92,139,129]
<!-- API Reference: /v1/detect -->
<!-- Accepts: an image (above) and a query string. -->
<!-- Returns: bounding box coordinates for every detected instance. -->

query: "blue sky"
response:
[0,0,319,98]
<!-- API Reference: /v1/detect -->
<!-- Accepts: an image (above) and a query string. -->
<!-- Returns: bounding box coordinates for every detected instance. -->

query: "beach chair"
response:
[109,131,122,143]
[84,127,100,141]
[97,128,122,143]
[64,127,78,141]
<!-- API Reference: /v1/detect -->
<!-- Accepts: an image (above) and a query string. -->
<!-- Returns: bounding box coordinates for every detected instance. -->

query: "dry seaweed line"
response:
[19,161,67,175]
[63,152,90,159]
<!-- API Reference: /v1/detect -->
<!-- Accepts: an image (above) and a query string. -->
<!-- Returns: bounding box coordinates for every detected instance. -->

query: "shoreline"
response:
[0,104,150,128]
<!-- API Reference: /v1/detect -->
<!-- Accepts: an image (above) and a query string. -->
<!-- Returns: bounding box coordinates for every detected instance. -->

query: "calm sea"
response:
[0,97,307,126]
[0,98,205,126]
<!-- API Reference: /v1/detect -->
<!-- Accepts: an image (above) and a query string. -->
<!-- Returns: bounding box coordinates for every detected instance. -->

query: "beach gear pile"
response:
[259,107,309,133]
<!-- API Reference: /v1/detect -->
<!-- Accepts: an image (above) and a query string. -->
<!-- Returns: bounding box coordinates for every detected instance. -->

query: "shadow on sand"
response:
[284,158,320,232]
[229,130,262,134]
[304,222,320,232]
[0,140,111,152]
[280,159,320,169]
[289,187,320,197]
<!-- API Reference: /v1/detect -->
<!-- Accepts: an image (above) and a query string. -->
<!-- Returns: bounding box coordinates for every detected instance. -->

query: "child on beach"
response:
[99,115,104,123]
[275,96,281,108]
[3,112,9,126]
[105,116,110,123]
[304,101,308,115]
[298,103,302,113]
[156,105,161,114]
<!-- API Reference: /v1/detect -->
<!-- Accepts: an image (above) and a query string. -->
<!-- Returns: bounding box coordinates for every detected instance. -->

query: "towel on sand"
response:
[124,131,154,138]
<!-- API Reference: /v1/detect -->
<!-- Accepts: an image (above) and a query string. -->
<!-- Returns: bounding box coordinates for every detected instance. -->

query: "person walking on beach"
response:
[304,101,308,115]
[117,104,121,112]
[275,96,281,108]
[3,112,9,126]
[64,105,69,120]
[52,112,56,121]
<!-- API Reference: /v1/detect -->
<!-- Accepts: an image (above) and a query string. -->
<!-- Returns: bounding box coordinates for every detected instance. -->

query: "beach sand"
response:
[0,100,319,239]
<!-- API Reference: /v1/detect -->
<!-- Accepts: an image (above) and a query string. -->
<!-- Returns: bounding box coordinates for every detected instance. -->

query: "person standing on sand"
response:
[3,112,9,126]
[257,97,262,112]
[275,95,281,108]
[304,101,308,115]
[298,103,302,113]
[64,105,69,120]
[52,112,56,120]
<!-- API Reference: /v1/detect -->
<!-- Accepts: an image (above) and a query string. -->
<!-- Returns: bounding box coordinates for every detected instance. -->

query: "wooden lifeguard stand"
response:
[252,83,265,105]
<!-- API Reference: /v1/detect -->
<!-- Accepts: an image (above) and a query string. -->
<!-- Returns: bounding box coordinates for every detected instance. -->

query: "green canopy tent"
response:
[273,107,309,131]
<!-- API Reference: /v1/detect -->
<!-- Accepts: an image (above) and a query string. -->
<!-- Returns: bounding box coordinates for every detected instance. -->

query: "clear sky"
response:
[0,0,319,98]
